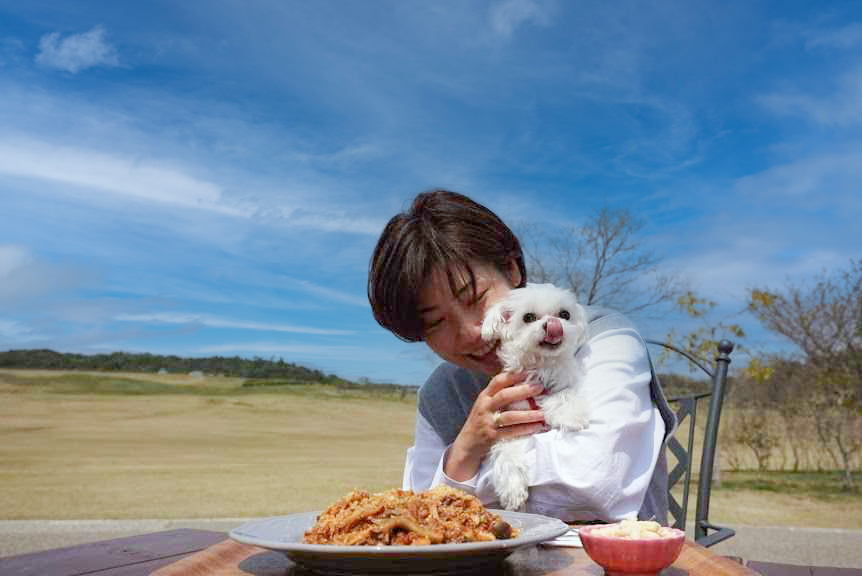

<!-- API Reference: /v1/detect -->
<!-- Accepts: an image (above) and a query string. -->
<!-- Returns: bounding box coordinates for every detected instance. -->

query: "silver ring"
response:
[493,410,503,429]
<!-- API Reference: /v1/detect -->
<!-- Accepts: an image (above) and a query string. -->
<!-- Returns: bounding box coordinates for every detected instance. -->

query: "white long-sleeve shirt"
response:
[403,325,667,523]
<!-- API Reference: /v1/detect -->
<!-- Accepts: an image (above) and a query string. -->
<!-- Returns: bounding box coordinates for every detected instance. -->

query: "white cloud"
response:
[0,244,92,307]
[757,68,862,127]
[733,152,862,208]
[675,243,847,302]
[0,136,384,235]
[294,142,382,168]
[804,22,862,51]
[278,276,370,307]
[489,0,552,40]
[194,341,377,361]
[35,26,120,73]
[115,312,355,335]
[272,208,383,236]
[0,137,245,216]
[0,244,30,277]
[1,37,26,67]
[0,319,40,342]
[660,151,861,304]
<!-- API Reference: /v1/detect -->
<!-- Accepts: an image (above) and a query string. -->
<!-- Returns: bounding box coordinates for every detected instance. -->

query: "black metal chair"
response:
[646,338,735,548]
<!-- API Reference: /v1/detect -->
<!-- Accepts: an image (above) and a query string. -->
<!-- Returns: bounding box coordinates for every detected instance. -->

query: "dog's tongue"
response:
[543,317,563,344]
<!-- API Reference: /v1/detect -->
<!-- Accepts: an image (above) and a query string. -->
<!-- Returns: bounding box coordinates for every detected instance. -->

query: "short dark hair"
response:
[368,189,526,342]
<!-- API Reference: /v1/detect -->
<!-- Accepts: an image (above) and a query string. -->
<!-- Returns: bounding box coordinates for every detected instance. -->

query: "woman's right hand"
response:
[443,372,547,482]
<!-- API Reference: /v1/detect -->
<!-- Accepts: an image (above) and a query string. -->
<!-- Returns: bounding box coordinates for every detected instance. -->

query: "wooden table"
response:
[0,528,858,576]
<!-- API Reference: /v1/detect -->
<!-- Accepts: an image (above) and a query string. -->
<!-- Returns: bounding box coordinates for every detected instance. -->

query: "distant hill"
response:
[0,348,338,381]
[1,348,701,397]
[0,348,416,395]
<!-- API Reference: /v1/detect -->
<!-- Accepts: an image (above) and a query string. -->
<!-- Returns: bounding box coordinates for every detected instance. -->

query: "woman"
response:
[368,189,675,524]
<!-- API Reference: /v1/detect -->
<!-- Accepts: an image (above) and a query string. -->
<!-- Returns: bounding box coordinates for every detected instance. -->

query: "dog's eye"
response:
[523,313,537,323]
[559,310,571,320]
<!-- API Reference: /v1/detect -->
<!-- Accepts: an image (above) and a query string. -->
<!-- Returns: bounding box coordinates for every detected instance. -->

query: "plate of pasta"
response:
[229,486,569,574]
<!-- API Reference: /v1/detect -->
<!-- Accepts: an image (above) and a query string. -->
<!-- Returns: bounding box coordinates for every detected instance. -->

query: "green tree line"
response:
[0,349,337,380]
[0,348,420,397]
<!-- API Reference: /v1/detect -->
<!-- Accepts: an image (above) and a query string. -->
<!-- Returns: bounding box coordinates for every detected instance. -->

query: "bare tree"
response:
[518,206,688,318]
[748,260,862,491]
[763,357,816,472]
[749,261,861,373]
[727,407,780,471]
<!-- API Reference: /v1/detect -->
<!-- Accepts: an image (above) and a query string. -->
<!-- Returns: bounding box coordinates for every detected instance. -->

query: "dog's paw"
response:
[545,402,590,432]
[492,444,530,511]
[560,417,589,432]
[496,474,529,511]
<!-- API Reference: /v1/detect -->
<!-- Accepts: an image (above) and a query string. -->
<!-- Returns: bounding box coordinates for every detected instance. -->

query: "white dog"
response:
[480,283,590,510]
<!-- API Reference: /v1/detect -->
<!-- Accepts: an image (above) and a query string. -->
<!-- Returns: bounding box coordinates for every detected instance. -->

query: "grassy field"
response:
[2,368,860,528]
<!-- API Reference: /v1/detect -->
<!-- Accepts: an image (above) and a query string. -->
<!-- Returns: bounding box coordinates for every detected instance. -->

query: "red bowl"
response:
[578,523,685,576]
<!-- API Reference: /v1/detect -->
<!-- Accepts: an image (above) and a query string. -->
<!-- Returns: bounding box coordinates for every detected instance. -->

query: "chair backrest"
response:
[645,338,735,547]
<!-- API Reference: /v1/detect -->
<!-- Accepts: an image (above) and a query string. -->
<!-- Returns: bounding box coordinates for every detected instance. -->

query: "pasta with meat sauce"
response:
[303,485,517,545]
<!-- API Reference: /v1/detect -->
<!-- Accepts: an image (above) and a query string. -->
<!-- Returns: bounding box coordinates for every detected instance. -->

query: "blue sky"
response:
[0,1,859,386]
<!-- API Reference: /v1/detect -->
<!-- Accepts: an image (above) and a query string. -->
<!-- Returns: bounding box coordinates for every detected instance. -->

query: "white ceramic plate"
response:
[229,509,569,575]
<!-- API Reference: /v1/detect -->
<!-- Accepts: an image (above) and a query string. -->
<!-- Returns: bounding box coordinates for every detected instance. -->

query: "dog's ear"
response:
[481,301,513,341]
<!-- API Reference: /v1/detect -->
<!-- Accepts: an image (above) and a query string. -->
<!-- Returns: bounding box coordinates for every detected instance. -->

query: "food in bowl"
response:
[303,485,517,546]
[590,519,679,539]
[578,520,685,576]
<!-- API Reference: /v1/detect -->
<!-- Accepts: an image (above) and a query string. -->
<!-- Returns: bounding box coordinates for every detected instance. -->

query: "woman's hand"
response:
[443,372,547,482]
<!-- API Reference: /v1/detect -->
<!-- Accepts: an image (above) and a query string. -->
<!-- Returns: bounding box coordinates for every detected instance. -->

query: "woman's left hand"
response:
[443,372,546,481]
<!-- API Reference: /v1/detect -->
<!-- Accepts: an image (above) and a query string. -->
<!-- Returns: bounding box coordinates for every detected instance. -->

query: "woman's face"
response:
[418,261,520,376]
